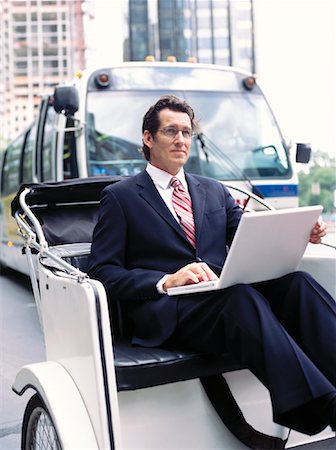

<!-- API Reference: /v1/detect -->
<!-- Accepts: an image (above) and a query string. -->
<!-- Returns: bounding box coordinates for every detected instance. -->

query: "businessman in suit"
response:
[89,95,336,435]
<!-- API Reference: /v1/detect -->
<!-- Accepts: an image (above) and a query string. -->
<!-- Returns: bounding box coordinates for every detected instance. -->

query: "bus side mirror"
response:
[53,86,79,116]
[296,143,311,164]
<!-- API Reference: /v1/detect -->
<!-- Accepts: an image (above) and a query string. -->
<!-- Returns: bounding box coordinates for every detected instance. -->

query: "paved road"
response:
[0,269,45,449]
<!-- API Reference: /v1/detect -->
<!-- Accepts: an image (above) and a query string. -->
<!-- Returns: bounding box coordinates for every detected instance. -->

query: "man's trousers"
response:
[166,271,336,435]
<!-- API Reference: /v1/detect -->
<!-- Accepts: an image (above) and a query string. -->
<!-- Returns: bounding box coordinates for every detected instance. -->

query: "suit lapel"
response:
[135,171,207,249]
[136,171,188,241]
[186,173,207,245]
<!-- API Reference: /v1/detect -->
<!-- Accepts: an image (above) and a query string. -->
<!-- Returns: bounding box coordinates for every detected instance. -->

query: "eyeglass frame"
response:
[158,126,196,140]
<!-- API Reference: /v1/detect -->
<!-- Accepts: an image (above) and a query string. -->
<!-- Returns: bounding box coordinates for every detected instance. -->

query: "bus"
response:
[0,62,311,273]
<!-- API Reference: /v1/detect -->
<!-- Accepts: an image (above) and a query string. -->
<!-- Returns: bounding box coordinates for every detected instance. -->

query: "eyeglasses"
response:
[159,127,195,140]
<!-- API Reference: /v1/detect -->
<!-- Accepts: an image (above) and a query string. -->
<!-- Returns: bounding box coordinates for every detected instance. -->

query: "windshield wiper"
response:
[251,144,277,154]
[195,133,264,198]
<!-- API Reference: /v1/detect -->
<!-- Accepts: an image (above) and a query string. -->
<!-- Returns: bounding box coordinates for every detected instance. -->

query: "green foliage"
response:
[299,165,336,213]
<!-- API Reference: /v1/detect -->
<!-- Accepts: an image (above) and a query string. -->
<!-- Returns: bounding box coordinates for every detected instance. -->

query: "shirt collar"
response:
[146,163,187,190]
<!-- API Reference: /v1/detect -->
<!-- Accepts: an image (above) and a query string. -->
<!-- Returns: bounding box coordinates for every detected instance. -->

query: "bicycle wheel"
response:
[22,393,62,450]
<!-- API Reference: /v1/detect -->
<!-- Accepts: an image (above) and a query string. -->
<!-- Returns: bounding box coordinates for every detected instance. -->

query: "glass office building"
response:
[124,0,255,72]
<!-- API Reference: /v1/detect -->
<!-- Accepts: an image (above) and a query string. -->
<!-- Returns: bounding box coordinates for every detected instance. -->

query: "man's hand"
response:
[163,262,218,291]
[309,217,327,244]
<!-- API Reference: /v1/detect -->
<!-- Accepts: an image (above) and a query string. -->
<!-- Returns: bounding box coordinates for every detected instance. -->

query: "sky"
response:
[85,0,336,157]
[84,0,123,67]
[254,0,336,158]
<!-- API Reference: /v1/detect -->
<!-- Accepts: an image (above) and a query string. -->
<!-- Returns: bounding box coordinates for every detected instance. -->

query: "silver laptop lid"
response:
[218,205,323,288]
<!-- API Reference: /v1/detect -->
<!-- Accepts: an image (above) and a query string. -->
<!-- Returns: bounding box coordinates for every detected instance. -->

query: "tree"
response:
[299,165,336,213]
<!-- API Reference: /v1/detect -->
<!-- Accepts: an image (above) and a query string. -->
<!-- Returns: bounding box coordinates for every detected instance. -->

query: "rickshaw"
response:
[11,177,335,449]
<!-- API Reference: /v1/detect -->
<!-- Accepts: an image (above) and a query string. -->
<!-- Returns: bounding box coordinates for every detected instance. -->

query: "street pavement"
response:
[0,269,45,449]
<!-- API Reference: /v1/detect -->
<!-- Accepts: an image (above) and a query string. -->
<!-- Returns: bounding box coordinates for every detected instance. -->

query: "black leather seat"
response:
[114,339,241,391]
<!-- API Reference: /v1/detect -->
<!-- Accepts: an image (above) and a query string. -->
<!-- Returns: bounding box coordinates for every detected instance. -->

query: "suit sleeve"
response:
[88,188,166,302]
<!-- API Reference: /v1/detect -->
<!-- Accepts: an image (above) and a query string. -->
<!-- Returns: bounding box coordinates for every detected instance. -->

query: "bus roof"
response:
[71,62,259,93]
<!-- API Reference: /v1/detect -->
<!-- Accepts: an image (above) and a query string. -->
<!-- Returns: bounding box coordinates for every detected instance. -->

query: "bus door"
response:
[55,113,79,180]
[36,96,58,182]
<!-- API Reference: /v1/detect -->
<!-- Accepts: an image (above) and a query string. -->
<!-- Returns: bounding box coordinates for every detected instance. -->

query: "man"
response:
[89,95,335,435]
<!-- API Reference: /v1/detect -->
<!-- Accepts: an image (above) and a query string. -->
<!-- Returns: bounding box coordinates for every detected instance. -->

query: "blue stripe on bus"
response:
[254,184,298,198]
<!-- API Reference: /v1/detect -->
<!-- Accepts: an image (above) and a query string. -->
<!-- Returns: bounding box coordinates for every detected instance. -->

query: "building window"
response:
[14,25,27,33]
[43,24,58,33]
[42,12,57,21]
[13,13,27,22]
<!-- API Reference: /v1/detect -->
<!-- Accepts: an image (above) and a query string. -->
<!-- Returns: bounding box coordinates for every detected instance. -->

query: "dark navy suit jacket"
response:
[88,170,243,346]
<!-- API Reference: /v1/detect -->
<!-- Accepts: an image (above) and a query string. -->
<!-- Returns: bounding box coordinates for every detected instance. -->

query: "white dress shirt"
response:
[146,163,189,223]
[145,163,190,293]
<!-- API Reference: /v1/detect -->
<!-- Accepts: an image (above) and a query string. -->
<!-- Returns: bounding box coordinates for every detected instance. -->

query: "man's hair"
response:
[140,95,196,161]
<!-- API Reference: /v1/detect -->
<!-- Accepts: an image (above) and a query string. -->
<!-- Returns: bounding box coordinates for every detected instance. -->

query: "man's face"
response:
[143,108,192,175]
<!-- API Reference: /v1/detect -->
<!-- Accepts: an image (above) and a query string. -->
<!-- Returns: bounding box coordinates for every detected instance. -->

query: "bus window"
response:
[2,134,24,196]
[86,93,157,176]
[183,92,290,179]
[41,106,56,181]
[21,123,36,184]
[85,89,290,180]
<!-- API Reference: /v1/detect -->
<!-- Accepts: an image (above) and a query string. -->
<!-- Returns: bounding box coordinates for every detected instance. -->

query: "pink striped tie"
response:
[171,177,196,248]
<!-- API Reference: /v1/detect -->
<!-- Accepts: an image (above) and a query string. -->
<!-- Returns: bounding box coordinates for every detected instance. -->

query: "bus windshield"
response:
[86,90,291,180]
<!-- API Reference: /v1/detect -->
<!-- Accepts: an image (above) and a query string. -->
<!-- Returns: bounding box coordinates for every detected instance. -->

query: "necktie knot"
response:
[170,177,182,190]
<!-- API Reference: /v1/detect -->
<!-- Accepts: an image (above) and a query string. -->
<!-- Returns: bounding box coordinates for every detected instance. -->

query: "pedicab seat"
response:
[42,243,242,391]
[112,339,241,391]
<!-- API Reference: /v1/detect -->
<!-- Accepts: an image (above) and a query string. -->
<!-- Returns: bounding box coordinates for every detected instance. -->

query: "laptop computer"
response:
[167,205,323,296]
